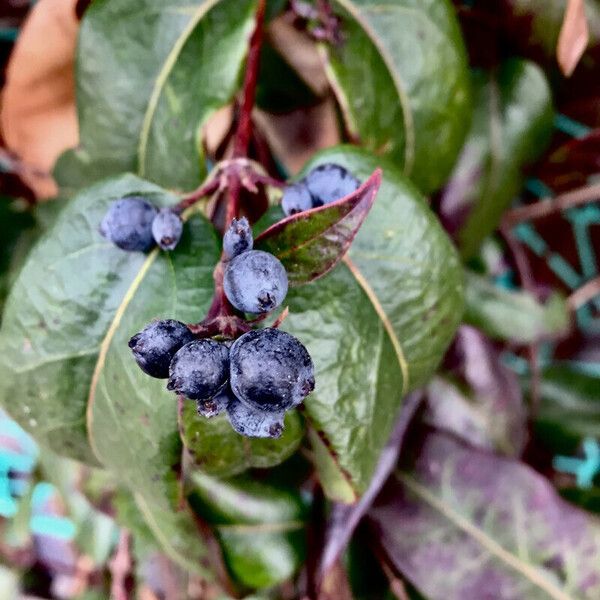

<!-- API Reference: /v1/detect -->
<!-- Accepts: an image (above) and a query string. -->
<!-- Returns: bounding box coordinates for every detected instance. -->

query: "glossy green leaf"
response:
[324,0,471,193]
[443,59,553,258]
[370,433,600,600]
[255,169,381,285]
[73,0,257,190]
[523,365,600,455]
[277,146,464,501]
[189,472,307,589]
[0,174,221,572]
[180,401,304,477]
[464,272,570,343]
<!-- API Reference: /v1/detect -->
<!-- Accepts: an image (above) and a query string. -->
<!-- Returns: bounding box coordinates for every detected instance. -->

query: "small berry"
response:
[305,163,360,206]
[230,328,315,412]
[223,217,253,259]
[226,395,285,438]
[128,319,194,378]
[167,339,229,400]
[196,385,232,418]
[152,208,183,251]
[223,250,288,314]
[281,182,313,216]
[100,196,158,252]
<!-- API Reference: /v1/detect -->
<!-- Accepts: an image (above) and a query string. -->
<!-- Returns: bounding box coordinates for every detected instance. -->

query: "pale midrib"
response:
[343,256,409,393]
[397,473,576,600]
[137,0,223,176]
[134,492,206,575]
[216,520,304,534]
[331,0,416,174]
[85,248,159,461]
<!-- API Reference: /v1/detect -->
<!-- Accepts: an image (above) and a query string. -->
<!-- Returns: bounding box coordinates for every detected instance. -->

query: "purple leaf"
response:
[369,432,600,600]
[318,392,423,580]
[255,169,382,286]
[425,326,527,456]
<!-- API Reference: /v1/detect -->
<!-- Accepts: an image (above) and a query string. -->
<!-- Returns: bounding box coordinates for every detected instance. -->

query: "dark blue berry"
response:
[223,217,253,259]
[281,182,313,216]
[100,196,158,252]
[128,319,194,379]
[305,163,360,207]
[196,385,232,418]
[167,339,229,400]
[223,250,288,314]
[230,328,314,412]
[152,208,183,251]
[226,394,285,438]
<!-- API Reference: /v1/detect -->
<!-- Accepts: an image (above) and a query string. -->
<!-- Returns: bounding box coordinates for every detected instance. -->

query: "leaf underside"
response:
[370,433,600,600]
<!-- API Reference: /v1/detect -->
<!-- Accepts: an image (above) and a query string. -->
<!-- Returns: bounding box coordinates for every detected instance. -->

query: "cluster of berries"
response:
[281,163,360,216]
[129,321,314,438]
[100,202,313,438]
[100,164,359,438]
[100,196,183,252]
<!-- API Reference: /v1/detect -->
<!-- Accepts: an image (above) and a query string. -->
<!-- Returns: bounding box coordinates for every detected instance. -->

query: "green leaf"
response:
[73,0,258,190]
[446,59,553,258]
[277,146,464,501]
[180,401,304,477]
[0,174,221,572]
[370,432,600,600]
[464,272,570,343]
[255,169,381,285]
[324,0,471,193]
[189,472,307,589]
[523,365,600,455]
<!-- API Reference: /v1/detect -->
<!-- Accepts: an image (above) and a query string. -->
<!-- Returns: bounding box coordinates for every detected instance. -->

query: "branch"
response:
[109,531,134,600]
[503,182,600,227]
[568,275,600,310]
[232,0,267,159]
[500,225,542,416]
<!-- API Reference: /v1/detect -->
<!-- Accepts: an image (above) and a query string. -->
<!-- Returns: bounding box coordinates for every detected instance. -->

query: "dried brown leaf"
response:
[1,0,79,198]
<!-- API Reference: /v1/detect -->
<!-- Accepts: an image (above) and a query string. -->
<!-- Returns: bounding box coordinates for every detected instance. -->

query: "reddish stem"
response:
[500,225,542,418]
[175,177,221,213]
[233,0,267,160]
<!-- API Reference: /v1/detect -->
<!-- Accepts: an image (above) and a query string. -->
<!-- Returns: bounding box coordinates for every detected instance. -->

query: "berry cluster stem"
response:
[190,0,269,337]
[224,0,267,229]
[232,0,267,162]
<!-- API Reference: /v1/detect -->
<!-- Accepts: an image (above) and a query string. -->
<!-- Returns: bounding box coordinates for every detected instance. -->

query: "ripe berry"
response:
[223,250,288,314]
[226,395,285,438]
[196,385,232,418]
[230,328,315,412]
[152,208,183,251]
[128,319,194,378]
[281,182,313,216]
[167,339,229,400]
[223,217,253,259]
[100,196,158,252]
[305,163,360,206]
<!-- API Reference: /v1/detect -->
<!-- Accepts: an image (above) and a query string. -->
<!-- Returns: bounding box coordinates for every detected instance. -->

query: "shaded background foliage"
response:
[0,0,599,599]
